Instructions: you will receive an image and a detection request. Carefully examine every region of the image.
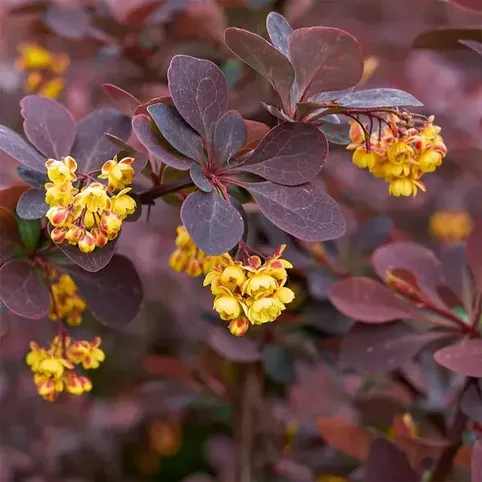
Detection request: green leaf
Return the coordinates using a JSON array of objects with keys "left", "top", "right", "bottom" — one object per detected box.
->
[{"left": 17, "top": 217, "right": 41, "bottom": 254}]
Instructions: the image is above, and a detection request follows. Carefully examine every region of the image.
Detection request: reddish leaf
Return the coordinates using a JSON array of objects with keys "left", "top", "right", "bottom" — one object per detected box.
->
[
  {"left": 213, "top": 110, "right": 246, "bottom": 167},
  {"left": 208, "top": 327, "right": 261, "bottom": 362},
  {"left": 451, "top": 0, "right": 482, "bottom": 10},
  {"left": 0, "top": 185, "right": 29, "bottom": 212},
  {"left": 266, "top": 12, "right": 293, "bottom": 56},
  {"left": 132, "top": 114, "right": 192, "bottom": 170},
  {"left": 413, "top": 28, "right": 482, "bottom": 50},
  {"left": 0, "top": 125, "right": 45, "bottom": 172},
  {"left": 237, "top": 120, "right": 270, "bottom": 155},
  {"left": 105, "top": 0, "right": 162, "bottom": 24},
  {"left": 102, "top": 84, "right": 140, "bottom": 118},
  {"left": 340, "top": 322, "right": 451, "bottom": 373},
  {"left": 337, "top": 88, "right": 423, "bottom": 109},
  {"left": 16, "top": 188, "right": 48, "bottom": 220},
  {"left": 0, "top": 208, "right": 21, "bottom": 265},
  {"left": 467, "top": 220, "right": 482, "bottom": 293},
  {"left": 433, "top": 339, "right": 482, "bottom": 377},
  {"left": 234, "top": 123, "right": 327, "bottom": 186},
  {"left": 242, "top": 181, "right": 345, "bottom": 242},
  {"left": 287, "top": 27, "right": 363, "bottom": 101},
  {"left": 224, "top": 28, "right": 295, "bottom": 104},
  {"left": 0, "top": 259, "right": 50, "bottom": 319},
  {"left": 473, "top": 439, "right": 482, "bottom": 482},
  {"left": 181, "top": 191, "right": 244, "bottom": 255},
  {"left": 21, "top": 95, "right": 76, "bottom": 160},
  {"left": 44, "top": 6, "right": 91, "bottom": 39},
  {"left": 329, "top": 277, "right": 412, "bottom": 323},
  {"left": 168, "top": 55, "right": 228, "bottom": 141},
  {"left": 71, "top": 109, "right": 131, "bottom": 173}
]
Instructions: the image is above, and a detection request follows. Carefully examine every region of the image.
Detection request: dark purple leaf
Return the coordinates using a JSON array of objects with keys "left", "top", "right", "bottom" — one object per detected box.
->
[
  {"left": 235, "top": 123, "right": 327, "bottom": 186},
  {"left": 181, "top": 191, "right": 244, "bottom": 255},
  {"left": 63, "top": 255, "right": 142, "bottom": 328},
  {"left": 319, "top": 121, "right": 351, "bottom": 145},
  {"left": 0, "top": 259, "right": 50, "bottom": 319},
  {"left": 44, "top": 6, "right": 90, "bottom": 39},
  {"left": 461, "top": 380, "right": 482, "bottom": 422},
  {"left": 190, "top": 163, "right": 212, "bottom": 192},
  {"left": 224, "top": 28, "right": 294, "bottom": 104},
  {"left": 168, "top": 55, "right": 228, "bottom": 141},
  {"left": 261, "top": 102, "right": 294, "bottom": 122},
  {"left": 0, "top": 125, "right": 45, "bottom": 172},
  {"left": 71, "top": 108, "right": 131, "bottom": 173},
  {"left": 337, "top": 89, "right": 423, "bottom": 109},
  {"left": 440, "top": 245, "right": 471, "bottom": 312},
  {"left": 351, "top": 217, "right": 393, "bottom": 254},
  {"left": 123, "top": 193, "right": 142, "bottom": 223},
  {"left": 329, "top": 277, "right": 413, "bottom": 323},
  {"left": 460, "top": 40, "right": 482, "bottom": 55},
  {"left": 433, "top": 339, "right": 482, "bottom": 377},
  {"left": 16, "top": 188, "right": 48, "bottom": 220},
  {"left": 17, "top": 166, "right": 49, "bottom": 188},
  {"left": 263, "top": 345, "right": 295, "bottom": 384},
  {"left": 340, "top": 322, "right": 450, "bottom": 373},
  {"left": 266, "top": 12, "right": 292, "bottom": 56},
  {"left": 213, "top": 110, "right": 246, "bottom": 167},
  {"left": 132, "top": 114, "right": 192, "bottom": 170},
  {"left": 242, "top": 181, "right": 345, "bottom": 242},
  {"left": 473, "top": 439, "right": 482, "bottom": 482},
  {"left": 147, "top": 103, "right": 204, "bottom": 161},
  {"left": 287, "top": 27, "right": 363, "bottom": 101},
  {"left": 467, "top": 220, "right": 482, "bottom": 293},
  {"left": 364, "top": 439, "right": 418, "bottom": 482},
  {"left": 0, "top": 208, "right": 21, "bottom": 265},
  {"left": 208, "top": 327, "right": 261, "bottom": 362},
  {"left": 102, "top": 84, "right": 140, "bottom": 118},
  {"left": 21, "top": 95, "right": 76, "bottom": 160},
  {"left": 413, "top": 28, "right": 482, "bottom": 50}
]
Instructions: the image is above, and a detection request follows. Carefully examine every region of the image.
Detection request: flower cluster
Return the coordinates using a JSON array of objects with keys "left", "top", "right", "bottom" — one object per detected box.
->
[
  {"left": 169, "top": 225, "right": 224, "bottom": 277},
  {"left": 26, "top": 336, "right": 105, "bottom": 401},
  {"left": 48, "top": 270, "right": 86, "bottom": 326},
  {"left": 429, "top": 210, "right": 473, "bottom": 245},
  {"left": 45, "top": 155, "right": 137, "bottom": 253},
  {"left": 203, "top": 245, "right": 295, "bottom": 336},
  {"left": 347, "top": 114, "right": 447, "bottom": 197},
  {"left": 15, "top": 43, "right": 69, "bottom": 99}
]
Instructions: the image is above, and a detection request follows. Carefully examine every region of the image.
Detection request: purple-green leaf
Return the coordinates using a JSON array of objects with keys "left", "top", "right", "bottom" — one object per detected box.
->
[
  {"left": 287, "top": 27, "right": 363, "bottom": 101},
  {"left": 168, "top": 55, "right": 228, "bottom": 141},
  {"left": 16, "top": 188, "right": 48, "bottom": 220},
  {"left": 266, "top": 12, "right": 292, "bottom": 56},
  {"left": 234, "top": 123, "right": 327, "bottom": 186},
  {"left": 21, "top": 95, "right": 76, "bottom": 159},
  {"left": 0, "top": 125, "right": 45, "bottom": 172},
  {"left": 433, "top": 339, "right": 482, "bottom": 377},
  {"left": 102, "top": 83, "right": 140, "bottom": 118},
  {"left": 147, "top": 103, "right": 204, "bottom": 161},
  {"left": 132, "top": 114, "right": 192, "bottom": 171},
  {"left": 0, "top": 259, "right": 50, "bottom": 319},
  {"left": 181, "top": 191, "right": 244, "bottom": 255},
  {"left": 71, "top": 108, "right": 131, "bottom": 173},
  {"left": 213, "top": 110, "right": 246, "bottom": 168},
  {"left": 242, "top": 181, "right": 345, "bottom": 242},
  {"left": 190, "top": 163, "right": 212, "bottom": 192},
  {"left": 336, "top": 88, "right": 423, "bottom": 109},
  {"left": 0, "top": 208, "right": 21, "bottom": 265}
]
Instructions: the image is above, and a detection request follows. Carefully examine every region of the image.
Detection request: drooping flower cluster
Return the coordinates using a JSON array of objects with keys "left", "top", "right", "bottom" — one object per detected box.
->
[
  {"left": 429, "top": 210, "right": 473, "bottom": 245},
  {"left": 45, "top": 155, "right": 137, "bottom": 253},
  {"left": 26, "top": 336, "right": 105, "bottom": 401},
  {"left": 203, "top": 245, "right": 295, "bottom": 336},
  {"left": 347, "top": 113, "right": 447, "bottom": 197},
  {"left": 48, "top": 270, "right": 86, "bottom": 326},
  {"left": 169, "top": 225, "right": 224, "bottom": 277},
  {"left": 15, "top": 43, "right": 69, "bottom": 99}
]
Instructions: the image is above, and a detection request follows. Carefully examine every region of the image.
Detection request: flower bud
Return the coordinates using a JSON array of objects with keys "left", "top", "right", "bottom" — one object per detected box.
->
[
  {"left": 78, "top": 231, "right": 96, "bottom": 253},
  {"left": 228, "top": 317, "right": 250, "bottom": 337},
  {"left": 46, "top": 206, "right": 71, "bottom": 227},
  {"left": 91, "top": 227, "right": 108, "bottom": 248},
  {"left": 50, "top": 226, "right": 68, "bottom": 243},
  {"left": 100, "top": 210, "right": 122, "bottom": 235},
  {"left": 65, "top": 226, "right": 83, "bottom": 245}
]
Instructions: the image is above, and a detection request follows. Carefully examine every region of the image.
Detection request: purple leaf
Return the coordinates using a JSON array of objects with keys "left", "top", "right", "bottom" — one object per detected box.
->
[
  {"left": 71, "top": 108, "right": 131, "bottom": 173},
  {"left": 147, "top": 103, "right": 204, "bottom": 161},
  {"left": 364, "top": 439, "right": 418, "bottom": 482},
  {"left": 16, "top": 188, "right": 48, "bottom": 220},
  {"left": 190, "top": 163, "right": 212, "bottom": 192},
  {"left": 102, "top": 84, "right": 140, "bottom": 118},
  {"left": 461, "top": 381, "right": 482, "bottom": 422},
  {"left": 340, "top": 322, "right": 450, "bottom": 373},
  {"left": 132, "top": 114, "right": 192, "bottom": 171},
  {"left": 213, "top": 110, "right": 246, "bottom": 167},
  {"left": 351, "top": 217, "right": 393, "bottom": 254},
  {"left": 0, "top": 208, "right": 21, "bottom": 265},
  {"left": 63, "top": 255, "right": 142, "bottom": 328},
  {"left": 208, "top": 327, "right": 261, "bottom": 362},
  {"left": 44, "top": 6, "right": 91, "bottom": 39},
  {"left": 21, "top": 95, "right": 76, "bottom": 160},
  {"left": 0, "top": 125, "right": 45, "bottom": 172},
  {"left": 181, "top": 191, "right": 244, "bottom": 255},
  {"left": 0, "top": 259, "right": 50, "bottom": 319},
  {"left": 234, "top": 123, "right": 327, "bottom": 186},
  {"left": 467, "top": 220, "right": 482, "bottom": 293},
  {"left": 337, "top": 88, "right": 423, "bottom": 109},
  {"left": 433, "top": 339, "right": 482, "bottom": 377},
  {"left": 242, "top": 181, "right": 345, "bottom": 242},
  {"left": 329, "top": 277, "right": 413, "bottom": 323},
  {"left": 224, "top": 28, "right": 294, "bottom": 105},
  {"left": 266, "top": 12, "right": 293, "bottom": 56},
  {"left": 287, "top": 27, "right": 363, "bottom": 101},
  {"left": 460, "top": 40, "right": 482, "bottom": 56},
  {"left": 473, "top": 439, "right": 482, "bottom": 482},
  {"left": 168, "top": 55, "right": 228, "bottom": 141}
]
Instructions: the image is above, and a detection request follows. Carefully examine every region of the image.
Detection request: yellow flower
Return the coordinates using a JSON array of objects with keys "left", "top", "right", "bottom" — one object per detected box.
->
[
  {"left": 387, "top": 141, "right": 415, "bottom": 165},
  {"left": 66, "top": 337, "right": 105, "bottom": 369},
  {"left": 100, "top": 211, "right": 122, "bottom": 235},
  {"left": 186, "top": 258, "right": 203, "bottom": 277},
  {"left": 228, "top": 317, "right": 250, "bottom": 337},
  {"left": 24, "top": 71, "right": 43, "bottom": 93},
  {"left": 418, "top": 149, "right": 443, "bottom": 173},
  {"left": 98, "top": 156, "right": 135, "bottom": 190},
  {"left": 352, "top": 147, "right": 380, "bottom": 169},
  {"left": 275, "top": 287, "right": 296, "bottom": 304},
  {"left": 39, "top": 77, "right": 64, "bottom": 99},
  {"left": 78, "top": 231, "right": 96, "bottom": 253},
  {"left": 26, "top": 342, "right": 48, "bottom": 371},
  {"left": 75, "top": 182, "right": 111, "bottom": 212},
  {"left": 247, "top": 297, "right": 285, "bottom": 324},
  {"left": 242, "top": 273, "right": 278, "bottom": 298},
  {"left": 221, "top": 265, "right": 246, "bottom": 290},
  {"left": 15, "top": 44, "right": 69, "bottom": 73},
  {"left": 175, "top": 225, "right": 195, "bottom": 249},
  {"left": 45, "top": 157, "right": 77, "bottom": 185},
  {"left": 111, "top": 188, "right": 137, "bottom": 218},
  {"left": 48, "top": 272, "right": 86, "bottom": 326},
  {"left": 64, "top": 372, "right": 92, "bottom": 396},
  {"left": 213, "top": 293, "right": 242, "bottom": 320},
  {"left": 45, "top": 182, "right": 77, "bottom": 207},
  {"left": 429, "top": 210, "right": 473, "bottom": 245},
  {"left": 388, "top": 178, "right": 425, "bottom": 197},
  {"left": 170, "top": 249, "right": 189, "bottom": 273},
  {"left": 39, "top": 357, "right": 72, "bottom": 379},
  {"left": 348, "top": 121, "right": 365, "bottom": 146}
]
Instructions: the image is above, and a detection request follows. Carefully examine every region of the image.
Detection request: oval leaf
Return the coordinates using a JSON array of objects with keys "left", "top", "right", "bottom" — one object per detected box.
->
[
  {"left": 0, "top": 259, "right": 50, "bottom": 319},
  {"left": 242, "top": 181, "right": 345, "bottom": 242},
  {"left": 466, "top": 220, "right": 482, "bottom": 293},
  {"left": 168, "top": 55, "right": 228, "bottom": 141},
  {"left": 44, "top": 6, "right": 91, "bottom": 39},
  {"left": 102, "top": 84, "right": 140, "bottom": 118},
  {"left": 17, "top": 166, "right": 49, "bottom": 187},
  {"left": 337, "top": 88, "right": 423, "bottom": 109},
  {"left": 287, "top": 27, "right": 363, "bottom": 101},
  {"left": 0, "top": 208, "right": 21, "bottom": 265},
  {"left": 17, "top": 218, "right": 41, "bottom": 253},
  {"left": 266, "top": 12, "right": 293, "bottom": 56},
  {"left": 238, "top": 120, "right": 271, "bottom": 155},
  {"left": 16, "top": 188, "right": 48, "bottom": 220},
  {"left": 21, "top": 95, "right": 76, "bottom": 159},
  {"left": 71, "top": 108, "right": 131, "bottom": 173},
  {"left": 329, "top": 277, "right": 413, "bottom": 323},
  {"left": 0, "top": 125, "right": 45, "bottom": 172},
  {"left": 132, "top": 114, "right": 192, "bottom": 171},
  {"left": 208, "top": 327, "right": 261, "bottom": 362},
  {"left": 433, "top": 339, "right": 482, "bottom": 378},
  {"left": 224, "top": 28, "right": 295, "bottom": 104},
  {"left": 190, "top": 163, "right": 212, "bottom": 192},
  {"left": 235, "top": 123, "right": 328, "bottom": 185},
  {"left": 351, "top": 217, "right": 393, "bottom": 254},
  {"left": 213, "top": 110, "right": 246, "bottom": 167},
  {"left": 181, "top": 191, "right": 244, "bottom": 255}
]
